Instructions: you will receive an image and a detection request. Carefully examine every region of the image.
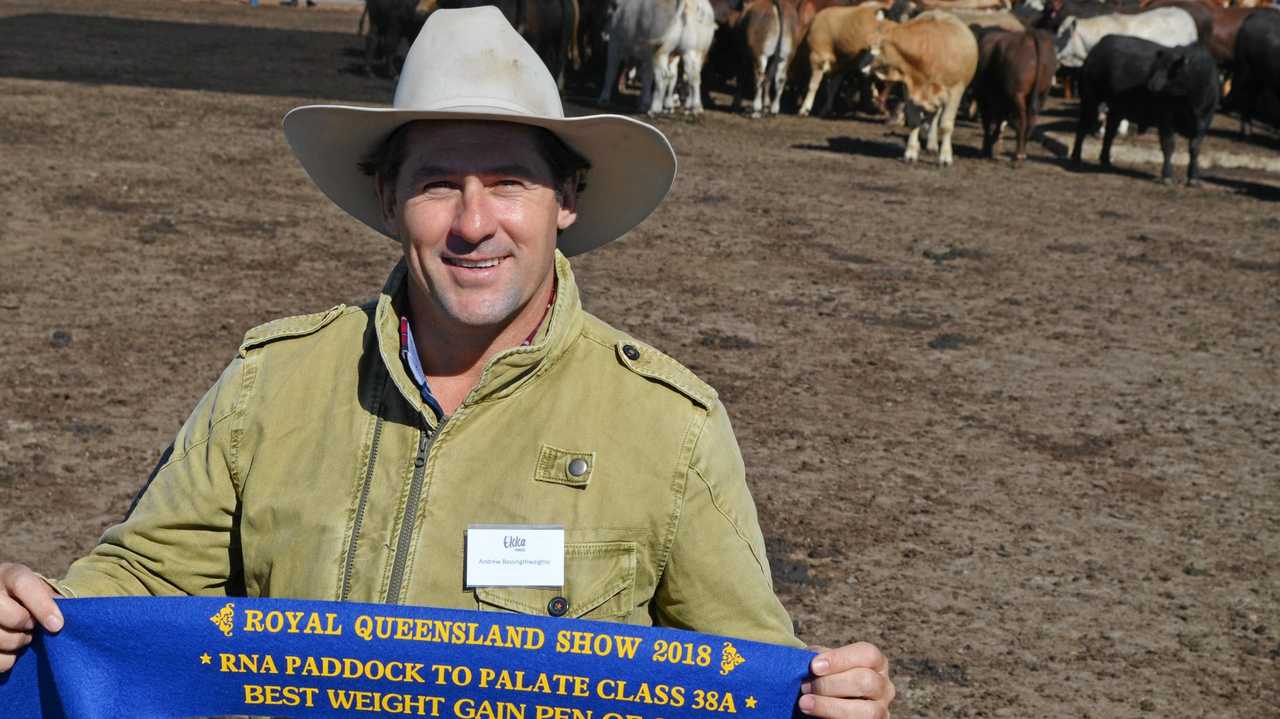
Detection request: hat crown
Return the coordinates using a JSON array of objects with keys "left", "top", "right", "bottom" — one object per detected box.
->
[{"left": 393, "top": 7, "right": 565, "bottom": 120}]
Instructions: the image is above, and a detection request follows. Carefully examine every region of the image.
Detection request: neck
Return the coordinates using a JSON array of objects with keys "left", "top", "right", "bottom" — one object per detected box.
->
[{"left": 406, "top": 273, "right": 555, "bottom": 414}]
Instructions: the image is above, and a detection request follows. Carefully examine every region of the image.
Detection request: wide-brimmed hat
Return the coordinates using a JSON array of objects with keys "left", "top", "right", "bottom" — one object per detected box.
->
[{"left": 283, "top": 6, "right": 676, "bottom": 256}]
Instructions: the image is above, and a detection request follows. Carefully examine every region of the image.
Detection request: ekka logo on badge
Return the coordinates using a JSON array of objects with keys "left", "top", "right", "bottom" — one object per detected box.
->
[{"left": 466, "top": 525, "right": 565, "bottom": 587}]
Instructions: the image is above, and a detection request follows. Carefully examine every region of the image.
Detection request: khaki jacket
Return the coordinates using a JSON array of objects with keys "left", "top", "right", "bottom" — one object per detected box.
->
[{"left": 56, "top": 253, "right": 801, "bottom": 647}]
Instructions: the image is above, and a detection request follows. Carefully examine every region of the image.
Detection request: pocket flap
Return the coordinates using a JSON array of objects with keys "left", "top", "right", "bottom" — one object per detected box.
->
[{"left": 476, "top": 541, "right": 636, "bottom": 619}]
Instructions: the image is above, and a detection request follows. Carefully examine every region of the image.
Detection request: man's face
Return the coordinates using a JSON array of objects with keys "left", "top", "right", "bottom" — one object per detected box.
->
[{"left": 377, "top": 121, "right": 577, "bottom": 332}]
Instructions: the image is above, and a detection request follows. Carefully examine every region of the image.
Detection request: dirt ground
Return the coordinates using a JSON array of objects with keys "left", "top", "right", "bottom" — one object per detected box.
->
[{"left": 1, "top": 1, "right": 1277, "bottom": 717}]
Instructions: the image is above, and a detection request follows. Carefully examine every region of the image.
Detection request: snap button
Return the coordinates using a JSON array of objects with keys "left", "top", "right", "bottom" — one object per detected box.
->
[
  {"left": 568, "top": 457, "right": 589, "bottom": 477},
  {"left": 547, "top": 596, "right": 569, "bottom": 617},
  {"left": 623, "top": 344, "right": 641, "bottom": 361}
]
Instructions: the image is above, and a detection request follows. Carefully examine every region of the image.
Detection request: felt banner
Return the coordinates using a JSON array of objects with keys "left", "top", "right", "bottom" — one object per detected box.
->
[{"left": 0, "top": 597, "right": 814, "bottom": 719}]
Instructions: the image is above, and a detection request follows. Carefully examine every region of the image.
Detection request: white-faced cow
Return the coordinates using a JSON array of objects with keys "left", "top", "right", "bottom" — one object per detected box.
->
[
  {"left": 1053, "top": 7, "right": 1199, "bottom": 68},
  {"left": 863, "top": 10, "right": 980, "bottom": 165},
  {"left": 599, "top": 0, "right": 718, "bottom": 115}
]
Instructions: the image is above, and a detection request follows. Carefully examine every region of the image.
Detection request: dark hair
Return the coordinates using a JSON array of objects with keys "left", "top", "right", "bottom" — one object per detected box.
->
[{"left": 358, "top": 121, "right": 591, "bottom": 195}]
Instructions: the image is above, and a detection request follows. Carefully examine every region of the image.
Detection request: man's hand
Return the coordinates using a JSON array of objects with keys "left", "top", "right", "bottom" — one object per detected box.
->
[
  {"left": 0, "top": 562, "right": 63, "bottom": 672},
  {"left": 799, "top": 642, "right": 895, "bottom": 719}
]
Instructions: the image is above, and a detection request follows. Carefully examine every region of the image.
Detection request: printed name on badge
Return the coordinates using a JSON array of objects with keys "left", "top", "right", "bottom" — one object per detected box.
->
[{"left": 466, "top": 524, "right": 565, "bottom": 587}]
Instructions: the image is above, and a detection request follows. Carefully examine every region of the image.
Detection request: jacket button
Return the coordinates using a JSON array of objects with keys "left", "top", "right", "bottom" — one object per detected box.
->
[
  {"left": 622, "top": 344, "right": 640, "bottom": 361},
  {"left": 547, "top": 596, "right": 569, "bottom": 617},
  {"left": 568, "top": 458, "right": 589, "bottom": 477}
]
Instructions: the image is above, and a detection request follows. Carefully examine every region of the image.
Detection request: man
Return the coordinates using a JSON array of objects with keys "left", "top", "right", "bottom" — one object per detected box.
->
[{"left": 0, "top": 8, "right": 894, "bottom": 717}]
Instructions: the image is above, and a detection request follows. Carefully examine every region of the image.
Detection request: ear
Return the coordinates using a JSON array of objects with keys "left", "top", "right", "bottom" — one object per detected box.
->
[
  {"left": 556, "top": 177, "right": 579, "bottom": 232},
  {"left": 374, "top": 172, "right": 399, "bottom": 237}
]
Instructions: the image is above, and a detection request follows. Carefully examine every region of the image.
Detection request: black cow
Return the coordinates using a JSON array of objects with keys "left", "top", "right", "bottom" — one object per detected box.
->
[
  {"left": 1070, "top": 36, "right": 1218, "bottom": 185},
  {"left": 363, "top": 0, "right": 423, "bottom": 79},
  {"left": 1226, "top": 9, "right": 1280, "bottom": 137}
]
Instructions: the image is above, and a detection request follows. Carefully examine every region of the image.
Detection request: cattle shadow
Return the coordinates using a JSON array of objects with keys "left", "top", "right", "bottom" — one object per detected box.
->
[
  {"left": 0, "top": 12, "right": 392, "bottom": 102},
  {"left": 794, "top": 135, "right": 986, "bottom": 162},
  {"left": 1201, "top": 175, "right": 1280, "bottom": 202}
]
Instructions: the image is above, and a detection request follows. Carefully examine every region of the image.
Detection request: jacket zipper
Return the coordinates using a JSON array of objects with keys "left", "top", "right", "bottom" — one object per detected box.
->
[
  {"left": 385, "top": 421, "right": 439, "bottom": 603},
  {"left": 340, "top": 413, "right": 384, "bottom": 601}
]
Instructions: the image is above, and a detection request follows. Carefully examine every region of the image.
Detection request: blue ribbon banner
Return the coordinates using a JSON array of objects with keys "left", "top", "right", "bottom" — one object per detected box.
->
[{"left": 0, "top": 597, "right": 814, "bottom": 719}]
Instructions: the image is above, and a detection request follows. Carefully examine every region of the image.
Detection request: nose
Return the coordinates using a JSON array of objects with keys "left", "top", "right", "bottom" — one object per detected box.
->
[{"left": 451, "top": 176, "right": 497, "bottom": 246}]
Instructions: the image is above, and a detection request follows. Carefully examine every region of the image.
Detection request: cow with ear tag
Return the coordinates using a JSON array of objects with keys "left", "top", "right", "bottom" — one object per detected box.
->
[
  {"left": 1070, "top": 35, "right": 1218, "bottom": 185},
  {"left": 861, "top": 9, "right": 979, "bottom": 166}
]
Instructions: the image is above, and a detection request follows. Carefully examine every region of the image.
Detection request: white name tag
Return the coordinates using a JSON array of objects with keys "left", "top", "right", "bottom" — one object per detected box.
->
[{"left": 465, "top": 524, "right": 565, "bottom": 588}]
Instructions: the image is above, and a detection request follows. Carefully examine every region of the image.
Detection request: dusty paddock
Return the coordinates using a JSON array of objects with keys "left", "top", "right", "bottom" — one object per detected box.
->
[{"left": 0, "top": 1, "right": 1277, "bottom": 717}]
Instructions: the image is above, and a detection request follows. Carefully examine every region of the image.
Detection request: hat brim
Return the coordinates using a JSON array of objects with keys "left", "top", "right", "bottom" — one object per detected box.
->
[{"left": 283, "top": 105, "right": 677, "bottom": 256}]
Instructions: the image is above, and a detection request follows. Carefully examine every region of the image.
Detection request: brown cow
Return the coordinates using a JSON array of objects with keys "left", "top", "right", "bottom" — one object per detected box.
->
[
  {"left": 865, "top": 10, "right": 979, "bottom": 164},
  {"left": 796, "top": 3, "right": 886, "bottom": 116},
  {"left": 972, "top": 27, "right": 1056, "bottom": 161},
  {"left": 1141, "top": 0, "right": 1264, "bottom": 64},
  {"left": 731, "top": 0, "right": 804, "bottom": 116}
]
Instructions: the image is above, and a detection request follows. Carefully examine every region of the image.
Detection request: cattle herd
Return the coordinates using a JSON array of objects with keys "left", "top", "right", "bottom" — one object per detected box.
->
[{"left": 360, "top": 0, "right": 1280, "bottom": 184}]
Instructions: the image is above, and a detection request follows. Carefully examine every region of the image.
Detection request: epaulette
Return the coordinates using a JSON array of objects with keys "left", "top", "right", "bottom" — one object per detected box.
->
[
  {"left": 613, "top": 339, "right": 717, "bottom": 410},
  {"left": 238, "top": 305, "right": 348, "bottom": 357}
]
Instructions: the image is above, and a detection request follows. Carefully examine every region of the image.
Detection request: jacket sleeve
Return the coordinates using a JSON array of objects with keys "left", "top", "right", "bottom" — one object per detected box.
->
[
  {"left": 51, "top": 357, "right": 250, "bottom": 598},
  {"left": 652, "top": 400, "right": 804, "bottom": 647}
]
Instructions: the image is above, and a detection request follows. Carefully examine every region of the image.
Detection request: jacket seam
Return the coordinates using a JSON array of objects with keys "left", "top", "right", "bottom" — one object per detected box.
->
[
  {"left": 580, "top": 333, "right": 712, "bottom": 408},
  {"left": 154, "top": 405, "right": 238, "bottom": 476},
  {"left": 687, "top": 461, "right": 770, "bottom": 579},
  {"left": 228, "top": 352, "right": 260, "bottom": 495},
  {"left": 653, "top": 408, "right": 706, "bottom": 583}
]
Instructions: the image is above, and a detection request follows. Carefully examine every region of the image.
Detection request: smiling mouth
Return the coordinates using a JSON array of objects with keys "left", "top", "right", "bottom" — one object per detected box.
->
[{"left": 443, "top": 257, "right": 505, "bottom": 269}]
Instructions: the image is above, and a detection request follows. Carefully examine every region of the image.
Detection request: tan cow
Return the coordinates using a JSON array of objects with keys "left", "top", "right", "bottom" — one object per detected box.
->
[
  {"left": 865, "top": 10, "right": 979, "bottom": 165},
  {"left": 797, "top": 3, "right": 887, "bottom": 117}
]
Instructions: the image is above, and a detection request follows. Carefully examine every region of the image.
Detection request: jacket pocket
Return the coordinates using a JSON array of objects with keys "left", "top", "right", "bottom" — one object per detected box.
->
[{"left": 475, "top": 541, "right": 636, "bottom": 620}]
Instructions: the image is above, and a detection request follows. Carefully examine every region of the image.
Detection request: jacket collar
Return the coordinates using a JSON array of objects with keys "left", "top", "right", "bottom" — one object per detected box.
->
[{"left": 374, "top": 250, "right": 585, "bottom": 424}]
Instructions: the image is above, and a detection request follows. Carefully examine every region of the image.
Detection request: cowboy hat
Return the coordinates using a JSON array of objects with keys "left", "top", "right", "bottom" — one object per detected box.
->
[{"left": 282, "top": 6, "right": 677, "bottom": 256}]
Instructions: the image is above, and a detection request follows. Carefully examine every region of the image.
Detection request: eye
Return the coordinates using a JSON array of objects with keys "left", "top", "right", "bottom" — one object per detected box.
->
[{"left": 420, "top": 180, "right": 458, "bottom": 195}]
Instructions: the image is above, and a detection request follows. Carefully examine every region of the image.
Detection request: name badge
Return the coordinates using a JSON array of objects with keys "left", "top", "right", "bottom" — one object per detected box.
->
[{"left": 465, "top": 524, "right": 564, "bottom": 588}]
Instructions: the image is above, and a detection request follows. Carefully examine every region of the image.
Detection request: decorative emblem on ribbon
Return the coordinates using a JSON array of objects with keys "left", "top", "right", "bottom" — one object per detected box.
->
[
  {"left": 210, "top": 602, "right": 236, "bottom": 637},
  {"left": 0, "top": 597, "right": 815, "bottom": 719}
]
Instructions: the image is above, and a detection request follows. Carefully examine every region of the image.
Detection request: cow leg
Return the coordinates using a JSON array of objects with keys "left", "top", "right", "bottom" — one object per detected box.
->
[
  {"left": 685, "top": 52, "right": 706, "bottom": 115},
  {"left": 821, "top": 71, "right": 847, "bottom": 118},
  {"left": 1071, "top": 92, "right": 1099, "bottom": 166},
  {"left": 646, "top": 53, "right": 667, "bottom": 116},
  {"left": 769, "top": 55, "right": 787, "bottom": 116},
  {"left": 1014, "top": 95, "right": 1029, "bottom": 164},
  {"left": 980, "top": 112, "right": 997, "bottom": 159},
  {"left": 752, "top": 53, "right": 768, "bottom": 118},
  {"left": 667, "top": 54, "right": 683, "bottom": 113},
  {"left": 1100, "top": 111, "right": 1122, "bottom": 169},
  {"left": 937, "top": 90, "right": 962, "bottom": 167},
  {"left": 1186, "top": 130, "right": 1205, "bottom": 187},
  {"left": 926, "top": 110, "right": 940, "bottom": 154},
  {"left": 386, "top": 26, "right": 403, "bottom": 80},
  {"left": 1156, "top": 124, "right": 1178, "bottom": 185},
  {"left": 364, "top": 23, "right": 378, "bottom": 76},
  {"left": 799, "top": 59, "right": 828, "bottom": 117},
  {"left": 597, "top": 38, "right": 622, "bottom": 107},
  {"left": 904, "top": 126, "right": 922, "bottom": 163}
]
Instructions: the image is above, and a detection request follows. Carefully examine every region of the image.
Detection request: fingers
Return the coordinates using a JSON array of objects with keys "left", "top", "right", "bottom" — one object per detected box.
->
[
  {"left": 0, "top": 592, "right": 35, "bottom": 632},
  {"left": 0, "top": 563, "right": 63, "bottom": 633},
  {"left": 0, "top": 650, "right": 18, "bottom": 673},
  {"left": 811, "top": 642, "right": 889, "bottom": 677},
  {"left": 797, "top": 693, "right": 888, "bottom": 719},
  {"left": 803, "top": 667, "right": 894, "bottom": 702}
]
